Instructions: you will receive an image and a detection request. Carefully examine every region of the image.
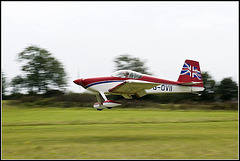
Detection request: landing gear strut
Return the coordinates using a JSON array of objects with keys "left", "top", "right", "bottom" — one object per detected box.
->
[{"left": 93, "top": 92, "right": 121, "bottom": 111}]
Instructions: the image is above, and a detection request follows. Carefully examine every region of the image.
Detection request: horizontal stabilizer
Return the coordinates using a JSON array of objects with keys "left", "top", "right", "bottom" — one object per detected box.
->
[{"left": 178, "top": 81, "right": 202, "bottom": 86}]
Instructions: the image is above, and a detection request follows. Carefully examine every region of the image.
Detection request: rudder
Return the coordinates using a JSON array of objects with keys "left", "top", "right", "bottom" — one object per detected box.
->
[{"left": 177, "top": 59, "right": 203, "bottom": 87}]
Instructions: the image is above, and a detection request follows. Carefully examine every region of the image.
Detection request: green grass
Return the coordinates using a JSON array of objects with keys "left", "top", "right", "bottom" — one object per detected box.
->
[{"left": 2, "top": 101, "right": 239, "bottom": 159}]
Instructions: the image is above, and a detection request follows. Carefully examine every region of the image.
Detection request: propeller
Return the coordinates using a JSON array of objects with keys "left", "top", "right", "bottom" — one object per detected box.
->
[{"left": 75, "top": 68, "right": 81, "bottom": 93}]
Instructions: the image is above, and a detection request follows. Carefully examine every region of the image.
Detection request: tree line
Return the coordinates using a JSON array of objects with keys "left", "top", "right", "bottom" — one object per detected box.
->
[{"left": 2, "top": 46, "right": 238, "bottom": 103}]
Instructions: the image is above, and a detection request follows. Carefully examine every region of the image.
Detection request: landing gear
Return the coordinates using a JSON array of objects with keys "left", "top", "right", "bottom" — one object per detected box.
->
[{"left": 93, "top": 92, "right": 121, "bottom": 111}]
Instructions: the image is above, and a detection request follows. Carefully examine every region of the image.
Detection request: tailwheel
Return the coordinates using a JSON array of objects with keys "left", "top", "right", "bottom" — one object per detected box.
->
[{"left": 106, "top": 107, "right": 112, "bottom": 109}]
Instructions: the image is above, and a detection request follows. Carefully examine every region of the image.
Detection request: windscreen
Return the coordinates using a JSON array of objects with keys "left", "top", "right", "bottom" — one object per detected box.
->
[{"left": 111, "top": 70, "right": 142, "bottom": 79}]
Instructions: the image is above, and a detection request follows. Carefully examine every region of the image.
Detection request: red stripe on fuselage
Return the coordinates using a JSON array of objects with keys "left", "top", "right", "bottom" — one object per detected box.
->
[
  {"left": 80, "top": 75, "right": 179, "bottom": 88},
  {"left": 81, "top": 77, "right": 127, "bottom": 88},
  {"left": 140, "top": 75, "right": 178, "bottom": 85}
]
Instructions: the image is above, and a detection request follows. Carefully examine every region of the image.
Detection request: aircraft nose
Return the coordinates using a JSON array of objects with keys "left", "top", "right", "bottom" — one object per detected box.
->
[{"left": 73, "top": 79, "right": 83, "bottom": 85}]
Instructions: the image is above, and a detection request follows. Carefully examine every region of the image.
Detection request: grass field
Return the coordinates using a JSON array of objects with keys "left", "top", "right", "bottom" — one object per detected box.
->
[{"left": 2, "top": 101, "right": 239, "bottom": 159}]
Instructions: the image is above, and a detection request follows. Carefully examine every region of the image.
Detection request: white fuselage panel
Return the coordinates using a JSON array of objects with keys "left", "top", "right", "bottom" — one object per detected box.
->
[{"left": 87, "top": 82, "right": 204, "bottom": 95}]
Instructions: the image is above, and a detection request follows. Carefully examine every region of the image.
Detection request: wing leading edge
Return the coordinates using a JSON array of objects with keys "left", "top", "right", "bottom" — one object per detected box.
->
[{"left": 108, "top": 80, "right": 160, "bottom": 99}]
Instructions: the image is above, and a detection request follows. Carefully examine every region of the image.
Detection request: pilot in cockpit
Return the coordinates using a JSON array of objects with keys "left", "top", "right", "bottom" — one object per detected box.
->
[{"left": 124, "top": 71, "right": 129, "bottom": 78}]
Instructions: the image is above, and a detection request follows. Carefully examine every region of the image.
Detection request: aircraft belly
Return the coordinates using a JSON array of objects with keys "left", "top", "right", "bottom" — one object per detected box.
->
[
  {"left": 82, "top": 89, "right": 98, "bottom": 95},
  {"left": 86, "top": 82, "right": 204, "bottom": 95}
]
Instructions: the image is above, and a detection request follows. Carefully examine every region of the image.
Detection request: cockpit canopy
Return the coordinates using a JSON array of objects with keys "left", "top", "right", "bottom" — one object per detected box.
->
[{"left": 111, "top": 70, "right": 143, "bottom": 79}]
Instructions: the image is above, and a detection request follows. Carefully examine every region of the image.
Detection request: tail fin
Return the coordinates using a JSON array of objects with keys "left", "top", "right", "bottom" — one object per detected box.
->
[{"left": 177, "top": 59, "right": 203, "bottom": 87}]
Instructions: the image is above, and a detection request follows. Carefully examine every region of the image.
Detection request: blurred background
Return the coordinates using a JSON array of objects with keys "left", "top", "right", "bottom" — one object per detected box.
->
[
  {"left": 2, "top": 1, "right": 238, "bottom": 159},
  {"left": 2, "top": 1, "right": 238, "bottom": 95},
  {"left": 2, "top": 1, "right": 239, "bottom": 107}
]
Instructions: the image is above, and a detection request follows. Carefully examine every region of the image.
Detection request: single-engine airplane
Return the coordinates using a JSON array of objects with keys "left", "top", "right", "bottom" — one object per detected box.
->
[{"left": 73, "top": 59, "right": 204, "bottom": 111}]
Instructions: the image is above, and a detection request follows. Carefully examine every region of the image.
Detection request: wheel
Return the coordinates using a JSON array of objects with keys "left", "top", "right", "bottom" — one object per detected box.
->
[
  {"left": 97, "top": 109, "right": 103, "bottom": 111},
  {"left": 107, "top": 107, "right": 112, "bottom": 109}
]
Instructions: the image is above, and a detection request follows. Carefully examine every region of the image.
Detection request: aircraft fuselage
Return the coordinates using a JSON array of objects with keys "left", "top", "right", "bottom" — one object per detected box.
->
[{"left": 80, "top": 75, "right": 204, "bottom": 95}]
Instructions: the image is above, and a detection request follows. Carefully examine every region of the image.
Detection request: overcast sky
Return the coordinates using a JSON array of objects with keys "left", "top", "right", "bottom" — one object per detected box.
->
[{"left": 2, "top": 1, "right": 239, "bottom": 93}]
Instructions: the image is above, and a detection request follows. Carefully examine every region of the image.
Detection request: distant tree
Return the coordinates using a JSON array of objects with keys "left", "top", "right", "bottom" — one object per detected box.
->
[
  {"left": 11, "top": 75, "right": 25, "bottom": 94},
  {"left": 114, "top": 54, "right": 151, "bottom": 75},
  {"left": 11, "top": 45, "right": 67, "bottom": 94},
  {"left": 200, "top": 72, "right": 217, "bottom": 101},
  {"left": 2, "top": 71, "right": 8, "bottom": 96},
  {"left": 217, "top": 77, "right": 238, "bottom": 101}
]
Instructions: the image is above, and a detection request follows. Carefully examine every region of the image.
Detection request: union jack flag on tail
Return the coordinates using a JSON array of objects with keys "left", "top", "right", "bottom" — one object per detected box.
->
[
  {"left": 192, "top": 66, "right": 202, "bottom": 80},
  {"left": 180, "top": 62, "right": 191, "bottom": 77},
  {"left": 177, "top": 60, "right": 203, "bottom": 87}
]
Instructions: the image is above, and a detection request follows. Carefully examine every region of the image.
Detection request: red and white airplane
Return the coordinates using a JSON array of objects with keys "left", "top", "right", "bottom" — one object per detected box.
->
[{"left": 73, "top": 59, "right": 204, "bottom": 111}]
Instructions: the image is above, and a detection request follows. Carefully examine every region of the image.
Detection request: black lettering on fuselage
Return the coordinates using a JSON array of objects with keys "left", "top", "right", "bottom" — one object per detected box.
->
[
  {"left": 161, "top": 85, "right": 165, "bottom": 91},
  {"left": 153, "top": 84, "right": 172, "bottom": 91}
]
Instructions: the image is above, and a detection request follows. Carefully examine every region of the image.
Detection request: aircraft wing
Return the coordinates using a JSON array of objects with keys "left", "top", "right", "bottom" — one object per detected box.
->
[{"left": 108, "top": 80, "right": 160, "bottom": 98}]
